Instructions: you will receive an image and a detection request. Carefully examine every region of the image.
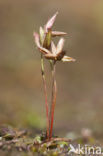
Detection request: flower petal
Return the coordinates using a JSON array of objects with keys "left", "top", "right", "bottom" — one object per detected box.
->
[
  {"left": 51, "top": 41, "right": 57, "bottom": 54},
  {"left": 45, "top": 12, "right": 58, "bottom": 33},
  {"left": 62, "top": 56, "right": 76, "bottom": 62},
  {"left": 52, "top": 31, "right": 67, "bottom": 37},
  {"left": 43, "top": 30, "right": 51, "bottom": 49},
  {"left": 33, "top": 32, "right": 51, "bottom": 54},
  {"left": 33, "top": 32, "right": 41, "bottom": 47},
  {"left": 39, "top": 27, "right": 44, "bottom": 45},
  {"left": 39, "top": 46, "right": 51, "bottom": 55},
  {"left": 56, "top": 38, "right": 65, "bottom": 54},
  {"left": 44, "top": 53, "right": 56, "bottom": 60}
]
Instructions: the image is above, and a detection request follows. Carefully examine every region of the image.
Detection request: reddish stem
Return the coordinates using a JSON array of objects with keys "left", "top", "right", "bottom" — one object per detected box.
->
[
  {"left": 41, "top": 55, "right": 49, "bottom": 139},
  {"left": 49, "top": 61, "right": 57, "bottom": 139}
]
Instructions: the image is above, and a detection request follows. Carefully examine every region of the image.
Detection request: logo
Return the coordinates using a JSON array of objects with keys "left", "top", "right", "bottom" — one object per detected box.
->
[{"left": 68, "top": 144, "right": 103, "bottom": 155}]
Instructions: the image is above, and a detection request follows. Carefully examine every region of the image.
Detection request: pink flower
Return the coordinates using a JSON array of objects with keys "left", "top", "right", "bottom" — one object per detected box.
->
[{"left": 34, "top": 12, "right": 75, "bottom": 62}]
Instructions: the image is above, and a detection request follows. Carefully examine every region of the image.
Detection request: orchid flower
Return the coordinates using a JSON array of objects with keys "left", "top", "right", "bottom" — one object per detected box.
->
[
  {"left": 34, "top": 33, "right": 75, "bottom": 62},
  {"left": 33, "top": 12, "right": 75, "bottom": 140}
]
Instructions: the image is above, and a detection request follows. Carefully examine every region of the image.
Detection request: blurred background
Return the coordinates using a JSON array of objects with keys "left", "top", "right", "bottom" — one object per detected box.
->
[{"left": 0, "top": 0, "right": 103, "bottom": 141}]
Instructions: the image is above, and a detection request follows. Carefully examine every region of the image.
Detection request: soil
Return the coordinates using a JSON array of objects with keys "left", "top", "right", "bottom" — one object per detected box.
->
[{"left": 0, "top": 125, "right": 102, "bottom": 156}]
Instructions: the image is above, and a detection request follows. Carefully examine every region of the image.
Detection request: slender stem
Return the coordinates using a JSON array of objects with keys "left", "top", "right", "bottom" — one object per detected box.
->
[
  {"left": 41, "top": 54, "right": 49, "bottom": 139},
  {"left": 49, "top": 61, "right": 57, "bottom": 139},
  {"left": 49, "top": 60, "right": 54, "bottom": 130}
]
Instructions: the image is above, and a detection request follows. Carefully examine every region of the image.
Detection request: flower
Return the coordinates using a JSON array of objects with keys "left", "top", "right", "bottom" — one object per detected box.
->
[{"left": 33, "top": 12, "right": 75, "bottom": 62}]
